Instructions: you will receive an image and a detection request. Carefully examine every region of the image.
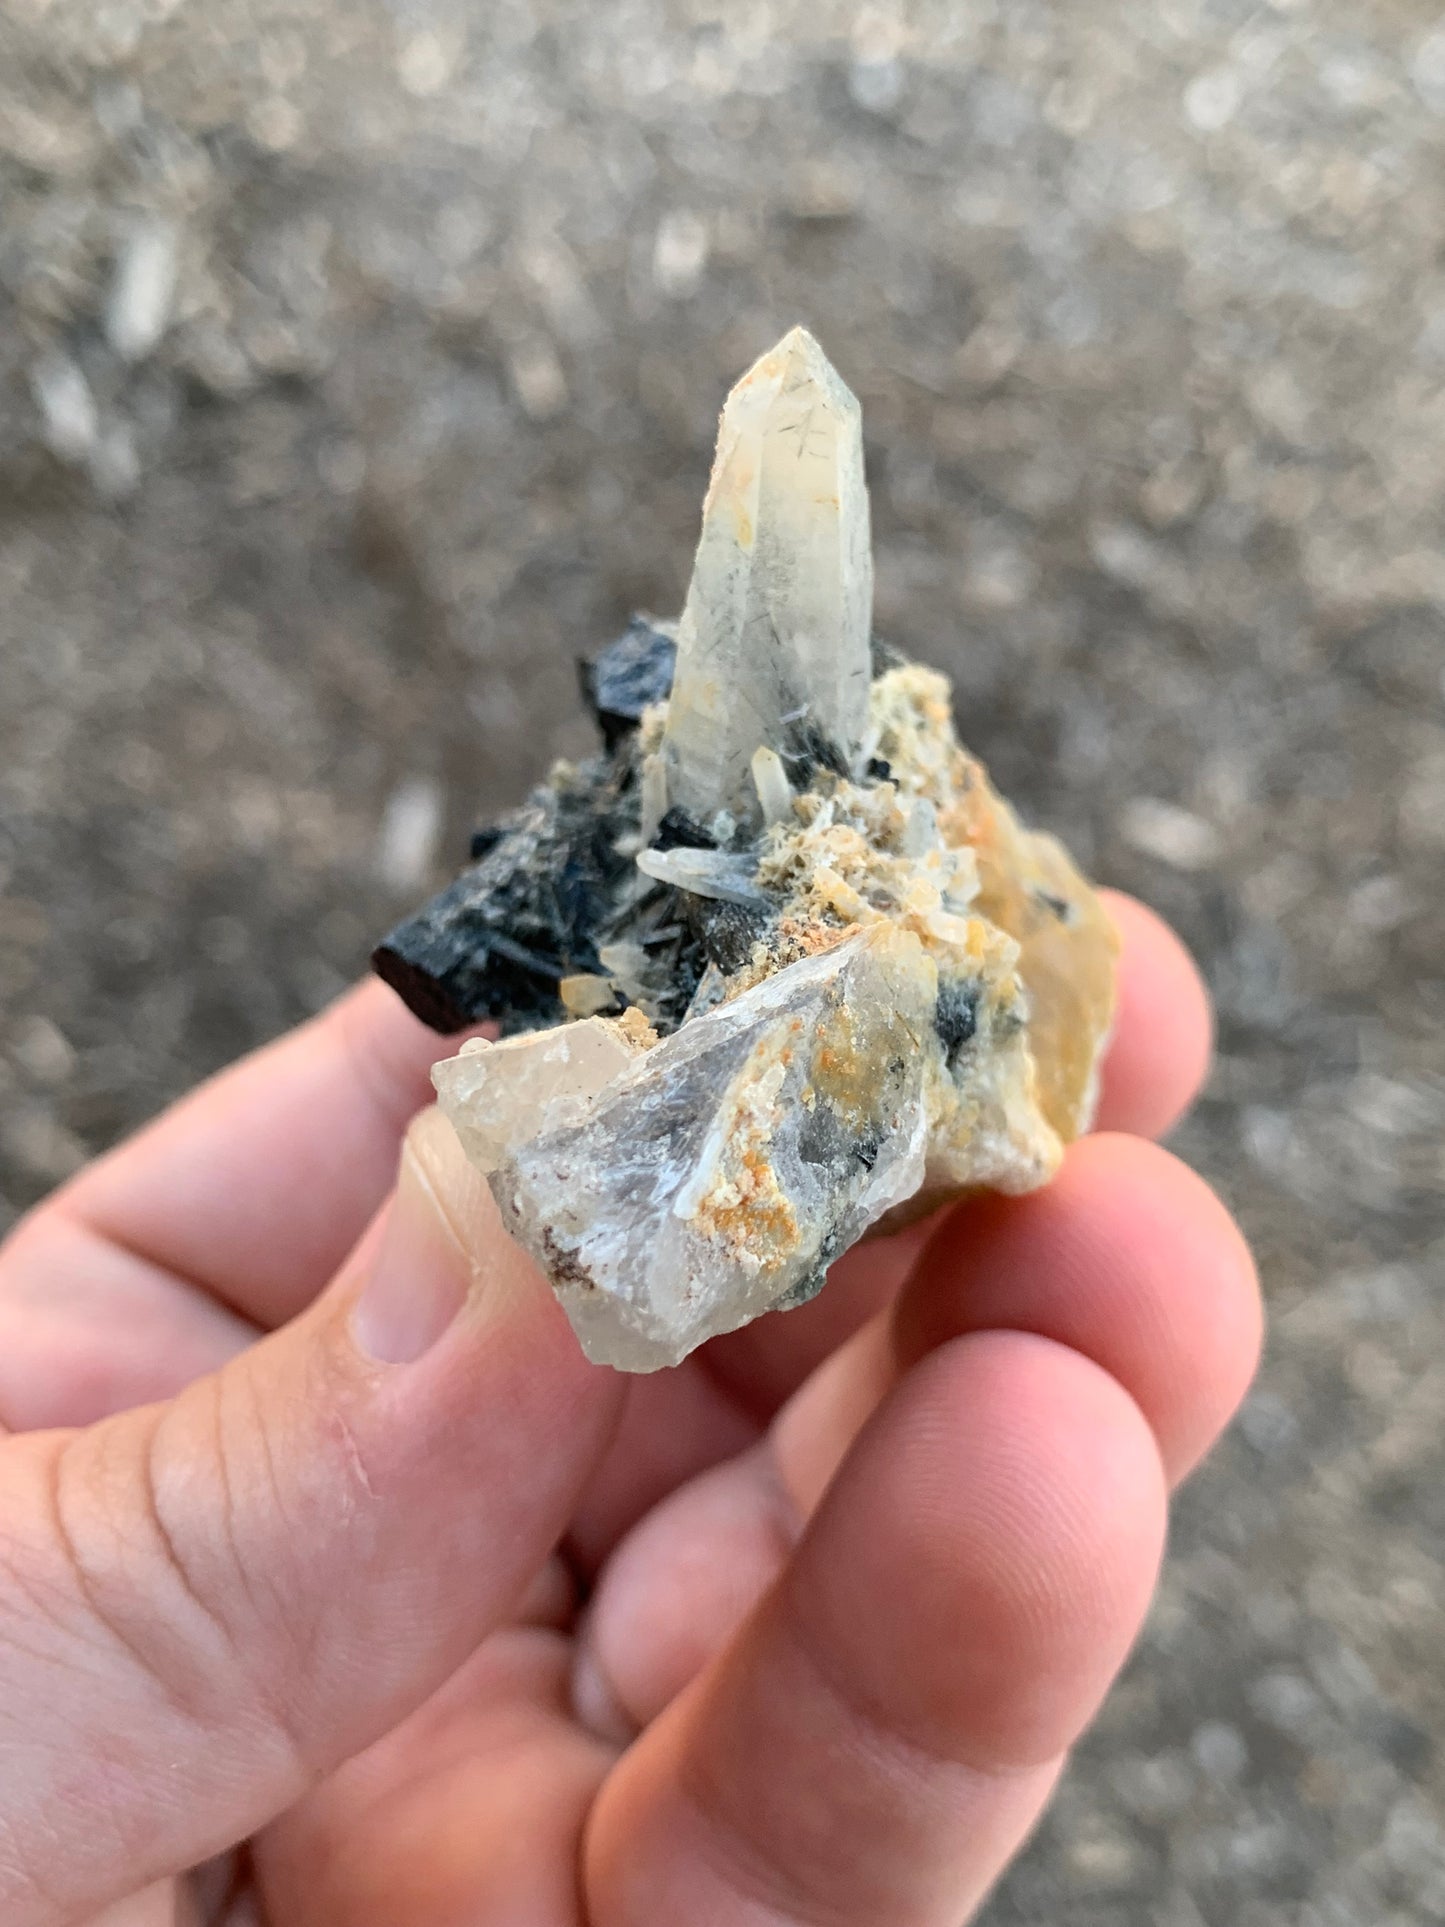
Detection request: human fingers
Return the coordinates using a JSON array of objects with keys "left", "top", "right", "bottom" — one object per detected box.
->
[
  {"left": 46, "top": 978, "right": 465, "bottom": 1333},
  {"left": 0, "top": 1109, "right": 622, "bottom": 1927},
  {"left": 558, "top": 1220, "right": 933, "bottom": 1583},
  {"left": 894, "top": 1134, "right": 1261, "bottom": 1483},
  {"left": 251, "top": 1631, "right": 612, "bottom": 1926},
  {"left": 0, "top": 980, "right": 472, "bottom": 1427},
  {"left": 575, "top": 1133, "right": 1257, "bottom": 1739},
  {"left": 584, "top": 1334, "right": 1166, "bottom": 1925},
  {"left": 73, "top": 1882, "right": 184, "bottom": 1927},
  {"left": 1092, "top": 889, "right": 1212, "bottom": 1140},
  {"left": 0, "top": 1208, "right": 261, "bottom": 1430}
]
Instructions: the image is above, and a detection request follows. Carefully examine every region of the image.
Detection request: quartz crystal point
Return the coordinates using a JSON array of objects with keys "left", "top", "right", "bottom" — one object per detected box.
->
[
  {"left": 379, "top": 328, "right": 1120, "bottom": 1372},
  {"left": 657, "top": 326, "right": 874, "bottom": 831}
]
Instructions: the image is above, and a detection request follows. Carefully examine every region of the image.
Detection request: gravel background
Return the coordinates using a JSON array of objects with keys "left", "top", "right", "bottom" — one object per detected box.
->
[{"left": 1, "top": 2, "right": 1442, "bottom": 1918}]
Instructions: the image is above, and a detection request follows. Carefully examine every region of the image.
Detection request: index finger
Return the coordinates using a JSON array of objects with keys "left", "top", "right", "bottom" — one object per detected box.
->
[
  {"left": 1092, "top": 888, "right": 1213, "bottom": 1140},
  {"left": 46, "top": 978, "right": 455, "bottom": 1331}
]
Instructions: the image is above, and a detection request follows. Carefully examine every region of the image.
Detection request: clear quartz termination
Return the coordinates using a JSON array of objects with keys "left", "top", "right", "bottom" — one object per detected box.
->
[{"left": 656, "top": 326, "right": 874, "bottom": 831}]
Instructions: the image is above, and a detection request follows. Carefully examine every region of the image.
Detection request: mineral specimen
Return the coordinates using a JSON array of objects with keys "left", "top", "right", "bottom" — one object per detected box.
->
[{"left": 374, "top": 327, "right": 1118, "bottom": 1372}]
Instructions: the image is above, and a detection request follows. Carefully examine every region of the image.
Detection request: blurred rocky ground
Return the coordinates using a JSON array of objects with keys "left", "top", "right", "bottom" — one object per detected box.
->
[{"left": 0, "top": 1, "right": 1441, "bottom": 1918}]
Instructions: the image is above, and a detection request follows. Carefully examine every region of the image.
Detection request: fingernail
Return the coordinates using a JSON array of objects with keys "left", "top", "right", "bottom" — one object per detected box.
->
[{"left": 352, "top": 1117, "right": 471, "bottom": 1365}]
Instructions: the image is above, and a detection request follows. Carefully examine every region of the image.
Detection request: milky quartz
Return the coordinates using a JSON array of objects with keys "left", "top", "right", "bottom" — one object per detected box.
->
[
  {"left": 483, "top": 927, "right": 934, "bottom": 1371},
  {"left": 655, "top": 326, "right": 874, "bottom": 832},
  {"left": 417, "top": 329, "right": 1119, "bottom": 1372},
  {"left": 432, "top": 1016, "right": 652, "bottom": 1175}
]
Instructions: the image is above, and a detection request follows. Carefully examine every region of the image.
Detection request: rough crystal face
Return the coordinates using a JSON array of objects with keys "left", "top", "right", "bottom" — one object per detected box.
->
[
  {"left": 657, "top": 326, "right": 874, "bottom": 832},
  {"left": 431, "top": 1011, "right": 654, "bottom": 1175},
  {"left": 379, "top": 328, "right": 1119, "bottom": 1372},
  {"left": 485, "top": 926, "right": 933, "bottom": 1371}
]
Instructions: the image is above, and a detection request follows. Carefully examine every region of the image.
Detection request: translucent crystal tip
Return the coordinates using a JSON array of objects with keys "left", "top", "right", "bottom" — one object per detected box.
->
[{"left": 659, "top": 326, "right": 874, "bottom": 827}]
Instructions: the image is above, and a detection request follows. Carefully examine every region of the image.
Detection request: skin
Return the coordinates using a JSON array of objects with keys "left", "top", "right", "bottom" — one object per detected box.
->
[{"left": 0, "top": 889, "right": 1260, "bottom": 1926}]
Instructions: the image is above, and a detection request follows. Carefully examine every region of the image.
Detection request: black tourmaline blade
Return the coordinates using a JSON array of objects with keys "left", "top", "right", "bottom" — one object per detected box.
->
[
  {"left": 578, "top": 618, "right": 676, "bottom": 748},
  {"left": 372, "top": 752, "right": 642, "bottom": 1034},
  {"left": 375, "top": 616, "right": 679, "bottom": 1035}
]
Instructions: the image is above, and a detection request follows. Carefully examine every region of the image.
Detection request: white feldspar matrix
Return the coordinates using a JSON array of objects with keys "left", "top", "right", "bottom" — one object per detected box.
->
[
  {"left": 382, "top": 328, "right": 1119, "bottom": 1372},
  {"left": 657, "top": 326, "right": 874, "bottom": 832}
]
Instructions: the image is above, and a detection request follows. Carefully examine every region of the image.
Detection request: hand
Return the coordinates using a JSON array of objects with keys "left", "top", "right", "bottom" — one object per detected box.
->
[{"left": 0, "top": 891, "right": 1259, "bottom": 1927}]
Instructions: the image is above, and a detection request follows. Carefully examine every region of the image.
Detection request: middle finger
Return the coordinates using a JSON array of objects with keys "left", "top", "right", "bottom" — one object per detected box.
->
[{"left": 572, "top": 1132, "right": 1260, "bottom": 1741}]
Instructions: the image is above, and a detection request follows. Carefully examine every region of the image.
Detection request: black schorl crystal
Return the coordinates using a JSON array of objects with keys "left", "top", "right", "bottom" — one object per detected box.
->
[
  {"left": 651, "top": 807, "right": 716, "bottom": 851},
  {"left": 372, "top": 746, "right": 642, "bottom": 1034},
  {"left": 375, "top": 617, "right": 700, "bottom": 1034},
  {"left": 578, "top": 618, "right": 677, "bottom": 749},
  {"left": 684, "top": 897, "right": 767, "bottom": 974},
  {"left": 932, "top": 979, "right": 980, "bottom": 1067},
  {"left": 779, "top": 720, "right": 850, "bottom": 788}
]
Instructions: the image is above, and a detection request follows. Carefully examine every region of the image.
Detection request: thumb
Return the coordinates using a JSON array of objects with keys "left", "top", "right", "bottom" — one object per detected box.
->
[{"left": 0, "top": 1108, "right": 621, "bottom": 1927}]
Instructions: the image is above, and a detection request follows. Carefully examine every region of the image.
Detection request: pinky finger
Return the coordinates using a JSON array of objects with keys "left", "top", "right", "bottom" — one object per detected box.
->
[{"left": 585, "top": 1332, "right": 1166, "bottom": 1926}]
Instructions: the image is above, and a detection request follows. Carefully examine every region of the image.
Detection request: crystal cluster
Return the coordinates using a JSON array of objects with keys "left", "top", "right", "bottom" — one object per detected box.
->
[{"left": 375, "top": 328, "right": 1117, "bottom": 1371}]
